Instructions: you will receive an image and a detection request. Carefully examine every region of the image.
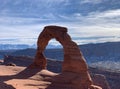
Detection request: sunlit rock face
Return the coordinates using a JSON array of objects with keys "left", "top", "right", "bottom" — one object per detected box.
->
[{"left": 29, "top": 26, "right": 102, "bottom": 89}]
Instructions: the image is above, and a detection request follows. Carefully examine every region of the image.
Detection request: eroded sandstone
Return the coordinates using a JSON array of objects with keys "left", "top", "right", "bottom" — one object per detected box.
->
[{"left": 29, "top": 26, "right": 102, "bottom": 89}]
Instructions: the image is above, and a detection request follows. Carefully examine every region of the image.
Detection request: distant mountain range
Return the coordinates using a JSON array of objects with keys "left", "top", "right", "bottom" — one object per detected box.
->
[
  {"left": 0, "top": 41, "right": 120, "bottom": 63},
  {"left": 0, "top": 44, "right": 31, "bottom": 50},
  {"left": 0, "top": 44, "right": 62, "bottom": 50},
  {"left": 0, "top": 41, "right": 120, "bottom": 72}
]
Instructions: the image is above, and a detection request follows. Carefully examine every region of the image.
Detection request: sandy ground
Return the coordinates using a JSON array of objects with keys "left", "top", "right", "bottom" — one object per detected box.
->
[
  {"left": 0, "top": 65, "right": 107, "bottom": 89},
  {"left": 0, "top": 65, "right": 58, "bottom": 89}
]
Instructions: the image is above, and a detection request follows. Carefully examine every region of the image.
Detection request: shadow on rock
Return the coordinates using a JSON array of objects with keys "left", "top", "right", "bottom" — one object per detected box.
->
[
  {"left": 0, "top": 82, "right": 16, "bottom": 89},
  {"left": 0, "top": 67, "right": 42, "bottom": 88}
]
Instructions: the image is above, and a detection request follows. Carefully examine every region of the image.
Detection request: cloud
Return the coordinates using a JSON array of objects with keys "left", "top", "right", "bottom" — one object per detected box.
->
[
  {"left": 97, "top": 9, "right": 120, "bottom": 18},
  {"left": 65, "top": 9, "right": 120, "bottom": 32},
  {"left": 0, "top": 16, "right": 51, "bottom": 25},
  {"left": 80, "top": 0, "right": 102, "bottom": 4},
  {"left": 0, "top": 0, "right": 120, "bottom": 45},
  {"left": 1, "top": 8, "right": 120, "bottom": 45},
  {"left": 52, "top": 9, "right": 120, "bottom": 44},
  {"left": 0, "top": 38, "right": 37, "bottom": 45},
  {"left": 58, "top": 9, "right": 120, "bottom": 26}
]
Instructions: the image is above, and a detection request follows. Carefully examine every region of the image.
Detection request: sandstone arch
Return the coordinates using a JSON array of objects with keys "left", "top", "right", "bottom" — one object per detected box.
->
[
  {"left": 29, "top": 26, "right": 101, "bottom": 89},
  {"left": 30, "top": 26, "right": 88, "bottom": 72}
]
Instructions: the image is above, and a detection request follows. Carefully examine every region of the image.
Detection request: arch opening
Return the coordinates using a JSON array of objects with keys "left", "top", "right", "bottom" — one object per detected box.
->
[{"left": 44, "top": 39, "right": 64, "bottom": 72}]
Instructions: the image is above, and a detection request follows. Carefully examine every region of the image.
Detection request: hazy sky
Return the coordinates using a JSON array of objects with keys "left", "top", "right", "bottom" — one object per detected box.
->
[{"left": 0, "top": 0, "right": 120, "bottom": 45}]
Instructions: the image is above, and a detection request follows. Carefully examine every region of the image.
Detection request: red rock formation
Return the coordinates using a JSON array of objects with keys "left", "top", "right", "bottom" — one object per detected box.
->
[{"left": 29, "top": 26, "right": 102, "bottom": 89}]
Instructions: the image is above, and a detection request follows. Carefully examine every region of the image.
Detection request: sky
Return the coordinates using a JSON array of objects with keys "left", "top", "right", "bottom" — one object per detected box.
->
[{"left": 0, "top": 0, "right": 120, "bottom": 45}]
